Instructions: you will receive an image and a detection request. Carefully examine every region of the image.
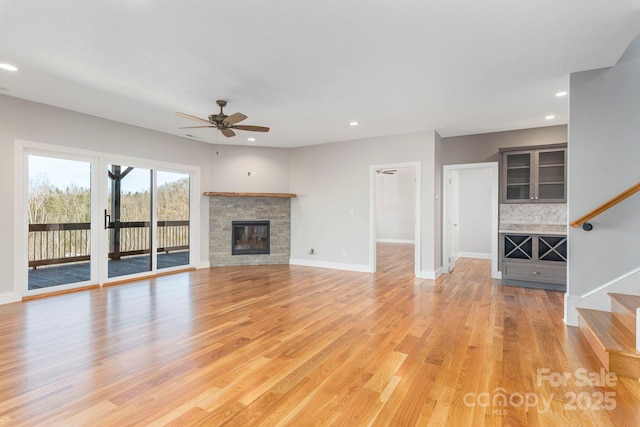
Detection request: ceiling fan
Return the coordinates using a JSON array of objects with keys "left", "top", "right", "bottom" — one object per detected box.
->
[{"left": 176, "top": 100, "right": 269, "bottom": 137}]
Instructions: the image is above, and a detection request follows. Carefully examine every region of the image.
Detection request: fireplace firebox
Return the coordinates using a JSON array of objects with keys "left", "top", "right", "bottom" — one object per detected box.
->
[{"left": 232, "top": 221, "right": 270, "bottom": 255}]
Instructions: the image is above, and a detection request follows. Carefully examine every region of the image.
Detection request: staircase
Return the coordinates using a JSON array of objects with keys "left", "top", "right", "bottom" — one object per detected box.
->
[{"left": 577, "top": 293, "right": 640, "bottom": 379}]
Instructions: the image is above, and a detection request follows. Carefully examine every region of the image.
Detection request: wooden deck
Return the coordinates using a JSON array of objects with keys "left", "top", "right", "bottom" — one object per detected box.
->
[
  {"left": 1, "top": 243, "right": 639, "bottom": 425},
  {"left": 28, "top": 251, "right": 189, "bottom": 289}
]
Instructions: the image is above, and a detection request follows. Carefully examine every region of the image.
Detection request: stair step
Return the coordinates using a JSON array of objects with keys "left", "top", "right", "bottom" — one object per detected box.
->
[
  {"left": 608, "top": 293, "right": 640, "bottom": 334},
  {"left": 576, "top": 308, "right": 640, "bottom": 379}
]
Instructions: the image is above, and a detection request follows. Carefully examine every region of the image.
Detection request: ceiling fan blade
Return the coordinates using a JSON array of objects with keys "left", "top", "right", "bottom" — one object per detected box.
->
[
  {"left": 176, "top": 112, "right": 211, "bottom": 125},
  {"left": 223, "top": 112, "right": 247, "bottom": 125},
  {"left": 221, "top": 128, "right": 236, "bottom": 137},
  {"left": 178, "top": 125, "right": 216, "bottom": 129},
  {"left": 231, "top": 125, "right": 270, "bottom": 132}
]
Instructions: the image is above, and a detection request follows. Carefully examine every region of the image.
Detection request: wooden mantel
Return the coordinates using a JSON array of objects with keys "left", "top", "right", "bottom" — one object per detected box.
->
[{"left": 204, "top": 192, "right": 297, "bottom": 198}]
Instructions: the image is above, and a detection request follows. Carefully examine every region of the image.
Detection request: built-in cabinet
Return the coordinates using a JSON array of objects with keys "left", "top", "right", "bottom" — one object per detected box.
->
[
  {"left": 501, "top": 145, "right": 567, "bottom": 203},
  {"left": 501, "top": 233, "right": 567, "bottom": 290}
]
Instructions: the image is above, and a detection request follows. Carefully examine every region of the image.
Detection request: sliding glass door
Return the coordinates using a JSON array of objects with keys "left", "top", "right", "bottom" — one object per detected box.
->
[
  {"left": 27, "top": 155, "right": 93, "bottom": 290},
  {"left": 157, "top": 171, "right": 190, "bottom": 270},
  {"left": 106, "top": 164, "right": 152, "bottom": 278},
  {"left": 21, "top": 143, "right": 198, "bottom": 297}
]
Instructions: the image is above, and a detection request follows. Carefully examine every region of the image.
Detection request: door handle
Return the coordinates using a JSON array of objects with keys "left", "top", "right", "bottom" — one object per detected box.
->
[{"left": 104, "top": 209, "right": 111, "bottom": 229}]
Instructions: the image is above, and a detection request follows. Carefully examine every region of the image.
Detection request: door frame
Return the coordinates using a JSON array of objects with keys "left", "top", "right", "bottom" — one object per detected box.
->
[
  {"left": 442, "top": 162, "right": 500, "bottom": 279},
  {"left": 369, "top": 161, "right": 421, "bottom": 276},
  {"left": 14, "top": 140, "right": 200, "bottom": 298}
]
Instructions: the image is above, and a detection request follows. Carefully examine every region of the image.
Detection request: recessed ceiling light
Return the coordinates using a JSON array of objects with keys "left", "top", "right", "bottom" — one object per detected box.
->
[
  {"left": 349, "top": 121, "right": 359, "bottom": 126},
  {"left": 0, "top": 63, "right": 18, "bottom": 72},
  {"left": 545, "top": 115, "right": 555, "bottom": 120},
  {"left": 555, "top": 91, "right": 568, "bottom": 97},
  {"left": 248, "top": 137, "right": 256, "bottom": 142}
]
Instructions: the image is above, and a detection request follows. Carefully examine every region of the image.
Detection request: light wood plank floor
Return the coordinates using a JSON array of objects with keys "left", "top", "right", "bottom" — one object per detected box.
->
[{"left": 1, "top": 243, "right": 639, "bottom": 426}]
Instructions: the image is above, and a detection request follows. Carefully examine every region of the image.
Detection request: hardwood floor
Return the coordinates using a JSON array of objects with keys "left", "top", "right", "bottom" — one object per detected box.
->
[{"left": 1, "top": 243, "right": 639, "bottom": 426}]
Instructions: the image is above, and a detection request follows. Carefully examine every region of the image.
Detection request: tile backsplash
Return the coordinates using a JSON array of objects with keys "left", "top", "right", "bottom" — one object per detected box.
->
[{"left": 500, "top": 203, "right": 567, "bottom": 225}]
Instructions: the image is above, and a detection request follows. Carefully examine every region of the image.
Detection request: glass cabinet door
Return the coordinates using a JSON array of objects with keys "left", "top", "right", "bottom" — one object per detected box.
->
[
  {"left": 502, "top": 147, "right": 566, "bottom": 203},
  {"left": 504, "top": 152, "right": 533, "bottom": 201},
  {"left": 536, "top": 149, "right": 566, "bottom": 202}
]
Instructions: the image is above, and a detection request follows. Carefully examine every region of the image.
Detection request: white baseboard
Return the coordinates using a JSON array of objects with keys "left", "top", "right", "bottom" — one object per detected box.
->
[
  {"left": 416, "top": 269, "right": 439, "bottom": 280},
  {"left": 0, "top": 292, "right": 20, "bottom": 305},
  {"left": 289, "top": 258, "right": 372, "bottom": 273},
  {"left": 636, "top": 309, "right": 640, "bottom": 351},
  {"left": 564, "top": 267, "right": 640, "bottom": 326},
  {"left": 457, "top": 252, "right": 492, "bottom": 260},
  {"left": 197, "top": 261, "right": 211, "bottom": 269},
  {"left": 376, "top": 239, "right": 415, "bottom": 244}
]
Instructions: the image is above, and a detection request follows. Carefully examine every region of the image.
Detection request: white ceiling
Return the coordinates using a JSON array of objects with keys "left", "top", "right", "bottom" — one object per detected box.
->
[{"left": 0, "top": 1, "right": 638, "bottom": 148}]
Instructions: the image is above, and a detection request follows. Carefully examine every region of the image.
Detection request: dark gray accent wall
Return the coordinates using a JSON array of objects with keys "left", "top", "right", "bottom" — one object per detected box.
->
[
  {"left": 442, "top": 125, "right": 567, "bottom": 165},
  {"left": 209, "top": 196, "right": 291, "bottom": 266}
]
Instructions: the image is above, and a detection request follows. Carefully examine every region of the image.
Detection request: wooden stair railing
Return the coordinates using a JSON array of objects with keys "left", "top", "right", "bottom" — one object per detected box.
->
[{"left": 570, "top": 182, "right": 640, "bottom": 230}]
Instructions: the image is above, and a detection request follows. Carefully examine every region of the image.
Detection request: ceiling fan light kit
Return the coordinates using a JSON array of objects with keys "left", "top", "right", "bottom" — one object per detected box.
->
[{"left": 176, "top": 100, "right": 269, "bottom": 138}]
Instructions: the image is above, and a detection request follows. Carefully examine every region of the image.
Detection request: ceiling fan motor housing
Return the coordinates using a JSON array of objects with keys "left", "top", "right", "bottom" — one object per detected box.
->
[{"left": 208, "top": 114, "right": 228, "bottom": 126}]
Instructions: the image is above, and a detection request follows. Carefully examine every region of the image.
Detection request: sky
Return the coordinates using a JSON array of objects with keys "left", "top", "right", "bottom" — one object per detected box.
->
[{"left": 28, "top": 155, "right": 187, "bottom": 193}]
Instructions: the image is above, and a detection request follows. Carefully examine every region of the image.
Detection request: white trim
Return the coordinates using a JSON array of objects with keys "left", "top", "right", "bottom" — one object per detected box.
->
[
  {"left": 13, "top": 140, "right": 26, "bottom": 299},
  {"left": 636, "top": 308, "right": 639, "bottom": 352},
  {"left": 197, "top": 261, "right": 211, "bottom": 269},
  {"left": 442, "top": 162, "right": 500, "bottom": 279},
  {"left": 289, "top": 258, "right": 371, "bottom": 273},
  {"left": 416, "top": 268, "right": 440, "bottom": 280},
  {"left": 564, "top": 267, "right": 640, "bottom": 326},
  {"left": 376, "top": 238, "right": 415, "bottom": 244},
  {"left": 0, "top": 292, "right": 20, "bottom": 305},
  {"left": 457, "top": 252, "right": 492, "bottom": 260},
  {"left": 369, "top": 162, "right": 421, "bottom": 276},
  {"left": 580, "top": 265, "right": 640, "bottom": 299}
]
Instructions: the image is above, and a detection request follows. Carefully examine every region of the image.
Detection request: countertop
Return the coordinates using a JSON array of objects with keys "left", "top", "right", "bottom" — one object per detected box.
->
[{"left": 499, "top": 223, "right": 567, "bottom": 235}]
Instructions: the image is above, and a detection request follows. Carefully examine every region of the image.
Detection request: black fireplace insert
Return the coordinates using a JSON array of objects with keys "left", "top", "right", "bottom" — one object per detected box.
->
[{"left": 232, "top": 221, "right": 270, "bottom": 255}]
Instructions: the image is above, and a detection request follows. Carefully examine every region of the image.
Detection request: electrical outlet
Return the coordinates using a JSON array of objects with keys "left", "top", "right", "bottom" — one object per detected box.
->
[
  {"left": 343, "top": 250, "right": 347, "bottom": 257},
  {"left": 248, "top": 171, "right": 257, "bottom": 178}
]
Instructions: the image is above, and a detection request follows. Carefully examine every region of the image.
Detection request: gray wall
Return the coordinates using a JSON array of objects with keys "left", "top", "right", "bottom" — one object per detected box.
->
[
  {"left": 290, "top": 131, "right": 438, "bottom": 276},
  {"left": 567, "top": 34, "right": 640, "bottom": 298},
  {"left": 434, "top": 131, "right": 443, "bottom": 270},
  {"left": 209, "top": 144, "right": 291, "bottom": 193},
  {"left": 442, "top": 125, "right": 567, "bottom": 165}
]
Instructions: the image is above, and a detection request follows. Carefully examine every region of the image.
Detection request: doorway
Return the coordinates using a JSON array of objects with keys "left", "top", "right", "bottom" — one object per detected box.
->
[
  {"left": 442, "top": 162, "right": 499, "bottom": 279},
  {"left": 370, "top": 162, "right": 420, "bottom": 276}
]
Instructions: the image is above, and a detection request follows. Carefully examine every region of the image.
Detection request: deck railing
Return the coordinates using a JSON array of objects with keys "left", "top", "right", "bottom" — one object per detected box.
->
[{"left": 28, "top": 220, "right": 189, "bottom": 268}]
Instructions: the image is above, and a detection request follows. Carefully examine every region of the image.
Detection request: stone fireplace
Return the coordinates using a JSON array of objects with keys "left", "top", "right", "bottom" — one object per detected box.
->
[{"left": 206, "top": 192, "right": 295, "bottom": 267}]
